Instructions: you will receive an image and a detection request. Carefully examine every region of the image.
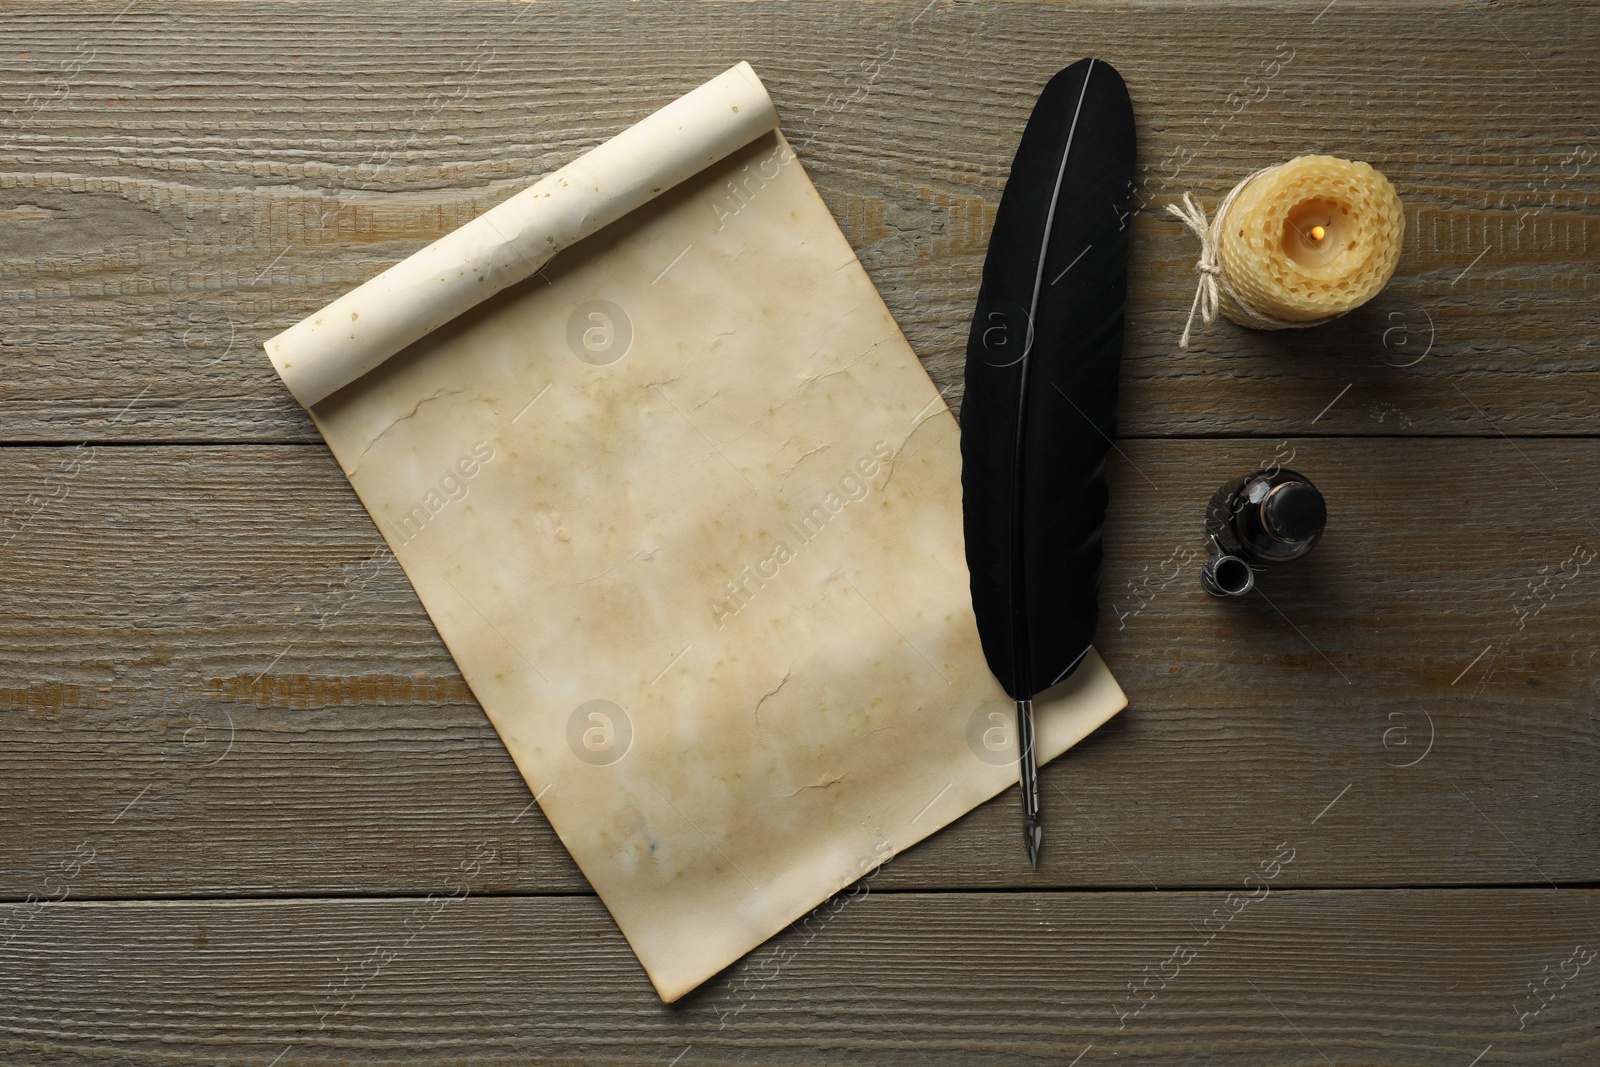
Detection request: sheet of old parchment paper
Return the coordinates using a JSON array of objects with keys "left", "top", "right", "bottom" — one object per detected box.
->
[{"left": 266, "top": 63, "right": 1126, "bottom": 1002}]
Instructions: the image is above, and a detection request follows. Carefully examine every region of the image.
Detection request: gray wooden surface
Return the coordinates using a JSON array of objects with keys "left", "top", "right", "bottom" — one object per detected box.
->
[{"left": 3, "top": 1, "right": 1598, "bottom": 1064}]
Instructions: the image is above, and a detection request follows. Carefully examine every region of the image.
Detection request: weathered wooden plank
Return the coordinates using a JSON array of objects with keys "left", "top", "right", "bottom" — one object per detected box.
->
[
  {"left": 3, "top": 437, "right": 1595, "bottom": 897},
  {"left": 0, "top": 1, "right": 1596, "bottom": 441},
  {"left": 1, "top": 890, "right": 1595, "bottom": 1064}
]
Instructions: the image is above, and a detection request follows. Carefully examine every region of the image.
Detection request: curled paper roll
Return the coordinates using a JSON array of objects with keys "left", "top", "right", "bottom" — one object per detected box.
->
[
  {"left": 265, "top": 62, "right": 777, "bottom": 407},
  {"left": 1169, "top": 154, "right": 1404, "bottom": 348}
]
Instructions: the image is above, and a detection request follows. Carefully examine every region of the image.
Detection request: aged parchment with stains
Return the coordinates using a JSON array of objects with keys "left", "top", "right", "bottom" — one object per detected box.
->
[{"left": 265, "top": 63, "right": 1126, "bottom": 1002}]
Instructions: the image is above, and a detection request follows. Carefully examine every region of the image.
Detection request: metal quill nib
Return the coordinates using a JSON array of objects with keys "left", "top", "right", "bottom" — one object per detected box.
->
[{"left": 1017, "top": 698, "right": 1041, "bottom": 868}]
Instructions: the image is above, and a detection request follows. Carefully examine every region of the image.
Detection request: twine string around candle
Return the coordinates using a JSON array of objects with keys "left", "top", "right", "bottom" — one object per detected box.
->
[{"left": 1167, "top": 165, "right": 1340, "bottom": 350}]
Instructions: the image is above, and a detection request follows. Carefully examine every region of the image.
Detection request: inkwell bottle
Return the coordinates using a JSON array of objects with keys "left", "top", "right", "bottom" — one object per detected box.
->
[{"left": 1200, "top": 468, "right": 1326, "bottom": 596}]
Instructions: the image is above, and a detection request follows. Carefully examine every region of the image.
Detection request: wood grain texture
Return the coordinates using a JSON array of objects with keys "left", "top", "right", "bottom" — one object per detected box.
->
[
  {"left": 3, "top": 891, "right": 1597, "bottom": 1065},
  {"left": 3, "top": 2, "right": 1598, "bottom": 1059},
  {"left": 0, "top": 1, "right": 1596, "bottom": 441},
  {"left": 3, "top": 438, "right": 1595, "bottom": 898}
]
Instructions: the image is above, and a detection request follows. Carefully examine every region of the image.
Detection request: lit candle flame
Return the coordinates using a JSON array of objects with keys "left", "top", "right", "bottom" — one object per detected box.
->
[{"left": 1310, "top": 225, "right": 1326, "bottom": 241}]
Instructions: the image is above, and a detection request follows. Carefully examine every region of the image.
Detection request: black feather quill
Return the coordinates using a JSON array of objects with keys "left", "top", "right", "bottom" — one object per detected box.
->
[{"left": 960, "top": 58, "right": 1135, "bottom": 866}]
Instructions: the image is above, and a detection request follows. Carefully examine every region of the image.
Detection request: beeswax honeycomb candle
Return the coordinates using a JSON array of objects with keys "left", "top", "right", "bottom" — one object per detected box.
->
[
  {"left": 1169, "top": 154, "right": 1404, "bottom": 348},
  {"left": 1217, "top": 155, "right": 1404, "bottom": 325}
]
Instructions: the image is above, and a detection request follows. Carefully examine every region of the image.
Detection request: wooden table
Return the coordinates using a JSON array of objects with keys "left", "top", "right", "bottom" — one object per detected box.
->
[{"left": 4, "top": 2, "right": 1597, "bottom": 1063}]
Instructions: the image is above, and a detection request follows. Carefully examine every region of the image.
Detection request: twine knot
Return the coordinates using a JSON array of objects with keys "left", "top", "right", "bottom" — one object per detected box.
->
[{"left": 1166, "top": 192, "right": 1224, "bottom": 350}]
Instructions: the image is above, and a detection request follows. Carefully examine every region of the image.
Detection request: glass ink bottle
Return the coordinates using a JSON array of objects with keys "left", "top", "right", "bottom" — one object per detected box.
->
[{"left": 1200, "top": 468, "right": 1326, "bottom": 597}]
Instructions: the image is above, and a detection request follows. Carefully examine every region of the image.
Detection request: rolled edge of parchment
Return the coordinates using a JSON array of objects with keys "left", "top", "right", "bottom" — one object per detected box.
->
[{"left": 264, "top": 61, "right": 779, "bottom": 409}]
